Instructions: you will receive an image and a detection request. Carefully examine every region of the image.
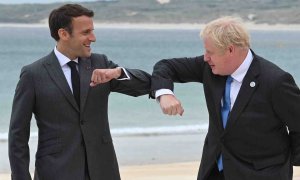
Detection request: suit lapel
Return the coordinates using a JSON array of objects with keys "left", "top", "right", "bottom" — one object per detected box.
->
[
  {"left": 224, "top": 58, "right": 260, "bottom": 133},
  {"left": 211, "top": 75, "right": 227, "bottom": 132},
  {"left": 43, "top": 52, "right": 79, "bottom": 112},
  {"left": 78, "top": 57, "right": 93, "bottom": 112}
]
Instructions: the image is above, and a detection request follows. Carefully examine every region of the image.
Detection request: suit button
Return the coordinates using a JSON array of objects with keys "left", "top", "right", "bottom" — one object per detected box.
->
[{"left": 80, "top": 120, "right": 84, "bottom": 125}]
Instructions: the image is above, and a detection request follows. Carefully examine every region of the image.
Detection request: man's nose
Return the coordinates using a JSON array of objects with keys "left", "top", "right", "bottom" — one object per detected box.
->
[
  {"left": 204, "top": 53, "right": 209, "bottom": 62},
  {"left": 90, "top": 32, "right": 96, "bottom": 42}
]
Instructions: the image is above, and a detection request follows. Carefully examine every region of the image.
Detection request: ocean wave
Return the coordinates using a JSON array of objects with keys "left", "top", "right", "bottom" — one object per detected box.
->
[
  {"left": 0, "top": 124, "right": 208, "bottom": 141},
  {"left": 111, "top": 124, "right": 208, "bottom": 136}
]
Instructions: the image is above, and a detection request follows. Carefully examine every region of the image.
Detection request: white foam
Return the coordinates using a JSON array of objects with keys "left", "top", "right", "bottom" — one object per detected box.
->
[{"left": 111, "top": 124, "right": 208, "bottom": 136}]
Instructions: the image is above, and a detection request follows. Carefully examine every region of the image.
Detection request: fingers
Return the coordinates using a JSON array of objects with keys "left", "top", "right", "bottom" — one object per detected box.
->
[
  {"left": 90, "top": 70, "right": 101, "bottom": 86},
  {"left": 90, "top": 81, "right": 97, "bottom": 87},
  {"left": 162, "top": 102, "right": 184, "bottom": 116},
  {"left": 91, "top": 71, "right": 101, "bottom": 85},
  {"left": 159, "top": 95, "right": 184, "bottom": 116},
  {"left": 177, "top": 104, "right": 184, "bottom": 116},
  {"left": 90, "top": 69, "right": 116, "bottom": 87}
]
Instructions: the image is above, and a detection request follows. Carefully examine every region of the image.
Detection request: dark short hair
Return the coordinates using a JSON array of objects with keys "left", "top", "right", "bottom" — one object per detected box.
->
[{"left": 49, "top": 4, "right": 94, "bottom": 41}]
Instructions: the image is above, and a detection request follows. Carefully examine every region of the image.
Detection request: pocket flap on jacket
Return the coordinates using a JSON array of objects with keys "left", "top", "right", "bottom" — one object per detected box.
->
[
  {"left": 253, "top": 154, "right": 286, "bottom": 170},
  {"left": 36, "top": 133, "right": 61, "bottom": 158},
  {"left": 36, "top": 143, "right": 61, "bottom": 159}
]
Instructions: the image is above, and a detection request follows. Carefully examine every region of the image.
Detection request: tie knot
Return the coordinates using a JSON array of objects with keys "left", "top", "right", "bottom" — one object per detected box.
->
[
  {"left": 227, "top": 75, "right": 233, "bottom": 84},
  {"left": 67, "top": 61, "right": 77, "bottom": 69}
]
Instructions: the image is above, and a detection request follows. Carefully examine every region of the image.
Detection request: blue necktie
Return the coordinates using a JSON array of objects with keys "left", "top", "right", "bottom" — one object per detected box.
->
[{"left": 217, "top": 76, "right": 233, "bottom": 171}]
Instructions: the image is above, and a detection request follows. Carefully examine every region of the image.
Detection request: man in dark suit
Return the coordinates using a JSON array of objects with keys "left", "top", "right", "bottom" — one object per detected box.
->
[
  {"left": 8, "top": 4, "right": 150, "bottom": 180},
  {"left": 151, "top": 16, "right": 300, "bottom": 180}
]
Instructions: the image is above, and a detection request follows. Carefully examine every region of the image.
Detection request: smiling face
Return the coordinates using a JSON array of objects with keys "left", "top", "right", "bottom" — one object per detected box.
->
[{"left": 57, "top": 15, "right": 96, "bottom": 60}]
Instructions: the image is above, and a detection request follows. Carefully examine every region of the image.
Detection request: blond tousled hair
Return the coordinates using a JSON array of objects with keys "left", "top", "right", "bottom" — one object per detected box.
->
[{"left": 200, "top": 16, "right": 250, "bottom": 53}]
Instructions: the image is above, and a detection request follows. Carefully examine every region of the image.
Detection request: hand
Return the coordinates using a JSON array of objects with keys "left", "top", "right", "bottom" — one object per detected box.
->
[
  {"left": 90, "top": 67, "right": 121, "bottom": 87},
  {"left": 159, "top": 94, "right": 184, "bottom": 116}
]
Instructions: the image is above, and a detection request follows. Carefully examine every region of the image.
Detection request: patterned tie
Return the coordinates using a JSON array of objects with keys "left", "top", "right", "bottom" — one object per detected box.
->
[
  {"left": 67, "top": 61, "right": 80, "bottom": 108},
  {"left": 217, "top": 75, "right": 233, "bottom": 171}
]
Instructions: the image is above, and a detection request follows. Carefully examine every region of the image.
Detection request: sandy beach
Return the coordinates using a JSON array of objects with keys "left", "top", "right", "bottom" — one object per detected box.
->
[
  {"left": 1, "top": 22, "right": 300, "bottom": 31},
  {"left": 2, "top": 132, "right": 300, "bottom": 179},
  {"left": 0, "top": 132, "right": 204, "bottom": 179},
  {"left": 2, "top": 162, "right": 300, "bottom": 179}
]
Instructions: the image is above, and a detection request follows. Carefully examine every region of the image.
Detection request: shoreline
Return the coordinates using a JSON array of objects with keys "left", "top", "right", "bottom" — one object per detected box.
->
[
  {"left": 0, "top": 133, "right": 205, "bottom": 173},
  {"left": 2, "top": 132, "right": 300, "bottom": 179},
  {"left": 2, "top": 162, "right": 300, "bottom": 180},
  {"left": 1, "top": 22, "right": 300, "bottom": 31},
  {"left": 0, "top": 124, "right": 209, "bottom": 141}
]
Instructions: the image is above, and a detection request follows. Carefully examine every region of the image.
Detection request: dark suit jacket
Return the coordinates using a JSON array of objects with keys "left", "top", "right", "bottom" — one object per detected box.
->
[
  {"left": 151, "top": 50, "right": 300, "bottom": 180},
  {"left": 9, "top": 52, "right": 151, "bottom": 180}
]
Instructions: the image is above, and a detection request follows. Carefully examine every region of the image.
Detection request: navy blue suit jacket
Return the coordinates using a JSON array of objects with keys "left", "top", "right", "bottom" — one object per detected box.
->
[{"left": 151, "top": 50, "right": 300, "bottom": 180}]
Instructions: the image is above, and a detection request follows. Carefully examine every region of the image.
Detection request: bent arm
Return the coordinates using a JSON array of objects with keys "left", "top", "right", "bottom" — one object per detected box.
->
[
  {"left": 151, "top": 56, "right": 206, "bottom": 115},
  {"left": 151, "top": 56, "right": 206, "bottom": 95},
  {"left": 98, "top": 55, "right": 151, "bottom": 96},
  {"left": 110, "top": 68, "right": 151, "bottom": 97}
]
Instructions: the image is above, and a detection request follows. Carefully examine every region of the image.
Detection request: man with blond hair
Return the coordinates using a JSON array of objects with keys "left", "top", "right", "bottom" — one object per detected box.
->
[{"left": 150, "top": 16, "right": 300, "bottom": 180}]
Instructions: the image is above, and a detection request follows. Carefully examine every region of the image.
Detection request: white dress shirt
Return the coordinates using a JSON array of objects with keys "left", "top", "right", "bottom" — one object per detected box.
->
[
  {"left": 155, "top": 49, "right": 254, "bottom": 109},
  {"left": 54, "top": 47, "right": 130, "bottom": 93},
  {"left": 229, "top": 49, "right": 253, "bottom": 109},
  {"left": 54, "top": 46, "right": 78, "bottom": 93}
]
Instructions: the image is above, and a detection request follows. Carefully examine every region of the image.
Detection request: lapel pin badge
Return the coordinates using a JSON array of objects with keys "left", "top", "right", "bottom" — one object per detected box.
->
[{"left": 250, "top": 81, "right": 256, "bottom": 88}]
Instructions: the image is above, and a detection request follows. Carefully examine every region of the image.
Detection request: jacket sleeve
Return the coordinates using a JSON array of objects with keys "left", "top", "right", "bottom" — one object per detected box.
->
[
  {"left": 9, "top": 66, "right": 35, "bottom": 180},
  {"left": 150, "top": 56, "right": 206, "bottom": 98},
  {"left": 104, "top": 55, "right": 151, "bottom": 97},
  {"left": 272, "top": 72, "right": 300, "bottom": 165}
]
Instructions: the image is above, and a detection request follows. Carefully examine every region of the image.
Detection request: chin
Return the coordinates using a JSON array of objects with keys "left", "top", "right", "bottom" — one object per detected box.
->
[
  {"left": 212, "top": 69, "right": 218, "bottom": 75},
  {"left": 82, "top": 53, "right": 92, "bottom": 58}
]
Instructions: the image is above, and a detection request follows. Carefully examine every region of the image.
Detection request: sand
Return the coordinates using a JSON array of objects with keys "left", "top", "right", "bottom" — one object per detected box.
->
[
  {"left": 2, "top": 162, "right": 300, "bottom": 180},
  {"left": 2, "top": 133, "right": 300, "bottom": 179}
]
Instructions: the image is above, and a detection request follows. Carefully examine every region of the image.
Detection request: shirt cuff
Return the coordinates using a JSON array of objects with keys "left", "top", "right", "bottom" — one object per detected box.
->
[
  {"left": 117, "top": 67, "right": 130, "bottom": 80},
  {"left": 155, "top": 89, "right": 174, "bottom": 99}
]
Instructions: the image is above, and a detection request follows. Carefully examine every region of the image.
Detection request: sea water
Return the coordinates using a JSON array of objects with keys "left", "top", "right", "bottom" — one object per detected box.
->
[{"left": 0, "top": 27, "right": 300, "bottom": 139}]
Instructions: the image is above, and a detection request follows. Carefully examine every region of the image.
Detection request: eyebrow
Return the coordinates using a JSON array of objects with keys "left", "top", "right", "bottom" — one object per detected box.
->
[
  {"left": 81, "top": 29, "right": 93, "bottom": 33},
  {"left": 206, "top": 50, "right": 212, "bottom": 54}
]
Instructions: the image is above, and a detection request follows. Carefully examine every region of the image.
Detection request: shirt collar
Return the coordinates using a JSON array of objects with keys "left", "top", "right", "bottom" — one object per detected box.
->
[
  {"left": 231, "top": 49, "right": 253, "bottom": 83},
  {"left": 54, "top": 46, "right": 79, "bottom": 67}
]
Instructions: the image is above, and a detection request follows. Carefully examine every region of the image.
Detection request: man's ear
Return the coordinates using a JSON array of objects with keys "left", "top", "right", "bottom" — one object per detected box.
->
[
  {"left": 228, "top": 44, "right": 234, "bottom": 54},
  {"left": 58, "top": 28, "right": 70, "bottom": 41}
]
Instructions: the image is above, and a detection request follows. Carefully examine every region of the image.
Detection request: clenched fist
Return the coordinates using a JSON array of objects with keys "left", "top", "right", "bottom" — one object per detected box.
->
[
  {"left": 159, "top": 94, "right": 184, "bottom": 116},
  {"left": 90, "top": 67, "right": 122, "bottom": 87}
]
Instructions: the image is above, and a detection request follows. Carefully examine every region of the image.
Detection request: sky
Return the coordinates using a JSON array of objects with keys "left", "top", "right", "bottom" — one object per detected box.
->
[{"left": 0, "top": 0, "right": 97, "bottom": 4}]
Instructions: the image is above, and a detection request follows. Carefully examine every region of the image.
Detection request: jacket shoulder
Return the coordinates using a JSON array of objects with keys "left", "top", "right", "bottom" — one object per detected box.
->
[
  {"left": 89, "top": 53, "right": 117, "bottom": 68},
  {"left": 90, "top": 53, "right": 108, "bottom": 61},
  {"left": 254, "top": 54, "right": 292, "bottom": 88},
  {"left": 21, "top": 52, "right": 53, "bottom": 73},
  {"left": 257, "top": 55, "right": 287, "bottom": 75}
]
